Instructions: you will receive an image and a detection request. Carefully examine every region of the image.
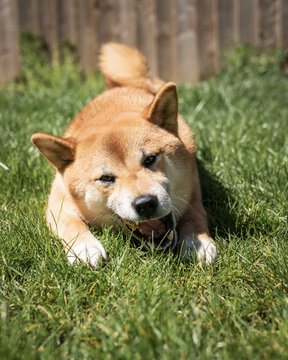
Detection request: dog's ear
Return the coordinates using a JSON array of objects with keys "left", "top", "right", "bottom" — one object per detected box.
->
[
  {"left": 31, "top": 133, "right": 76, "bottom": 172},
  {"left": 145, "top": 82, "right": 178, "bottom": 134}
]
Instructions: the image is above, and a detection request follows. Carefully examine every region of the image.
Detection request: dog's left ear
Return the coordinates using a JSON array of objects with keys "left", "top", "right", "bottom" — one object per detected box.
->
[{"left": 145, "top": 82, "right": 178, "bottom": 134}]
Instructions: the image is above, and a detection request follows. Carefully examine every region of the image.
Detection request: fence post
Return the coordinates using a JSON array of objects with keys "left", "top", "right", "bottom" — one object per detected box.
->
[
  {"left": 76, "top": 0, "right": 99, "bottom": 71},
  {"left": 258, "top": 0, "right": 282, "bottom": 48},
  {"left": 136, "top": 0, "right": 158, "bottom": 77},
  {"left": 57, "top": 0, "right": 78, "bottom": 47},
  {"left": 156, "top": 0, "right": 177, "bottom": 81},
  {"left": 119, "top": 0, "right": 137, "bottom": 46},
  {"left": 17, "top": 0, "right": 39, "bottom": 31},
  {"left": 218, "top": 0, "right": 238, "bottom": 52},
  {"left": 282, "top": 0, "right": 288, "bottom": 46},
  {"left": 239, "top": 0, "right": 258, "bottom": 45},
  {"left": 175, "top": 0, "right": 199, "bottom": 83},
  {"left": 38, "top": 0, "right": 58, "bottom": 54},
  {"left": 197, "top": 0, "right": 219, "bottom": 79},
  {"left": 0, "top": 0, "right": 21, "bottom": 82},
  {"left": 96, "top": 0, "right": 121, "bottom": 46}
]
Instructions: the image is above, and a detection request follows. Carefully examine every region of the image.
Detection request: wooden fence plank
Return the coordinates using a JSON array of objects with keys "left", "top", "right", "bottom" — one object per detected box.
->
[
  {"left": 197, "top": 0, "right": 219, "bottom": 79},
  {"left": 239, "top": 0, "right": 258, "bottom": 44},
  {"left": 282, "top": 0, "right": 288, "bottom": 46},
  {"left": 155, "top": 0, "right": 177, "bottom": 81},
  {"left": 0, "top": 0, "right": 21, "bottom": 82},
  {"left": 38, "top": 0, "right": 58, "bottom": 54},
  {"left": 258, "top": 0, "right": 281, "bottom": 47},
  {"left": 94, "top": 0, "right": 122, "bottom": 70},
  {"left": 135, "top": 0, "right": 158, "bottom": 76},
  {"left": 96, "top": 0, "right": 121, "bottom": 46},
  {"left": 17, "top": 0, "right": 39, "bottom": 31},
  {"left": 76, "top": 0, "right": 98, "bottom": 71},
  {"left": 218, "top": 0, "right": 237, "bottom": 51},
  {"left": 57, "top": 0, "right": 78, "bottom": 46},
  {"left": 1, "top": 0, "right": 288, "bottom": 83},
  {"left": 275, "top": 0, "right": 282, "bottom": 45},
  {"left": 119, "top": 0, "right": 137, "bottom": 46},
  {"left": 175, "top": 0, "right": 199, "bottom": 82}
]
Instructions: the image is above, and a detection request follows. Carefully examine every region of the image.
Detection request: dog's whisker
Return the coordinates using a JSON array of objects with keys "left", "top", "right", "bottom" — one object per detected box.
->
[
  {"left": 170, "top": 204, "right": 181, "bottom": 219},
  {"left": 172, "top": 195, "right": 195, "bottom": 210}
]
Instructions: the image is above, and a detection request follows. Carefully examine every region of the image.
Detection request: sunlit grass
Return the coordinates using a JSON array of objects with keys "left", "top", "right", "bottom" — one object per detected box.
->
[{"left": 0, "top": 43, "right": 287, "bottom": 359}]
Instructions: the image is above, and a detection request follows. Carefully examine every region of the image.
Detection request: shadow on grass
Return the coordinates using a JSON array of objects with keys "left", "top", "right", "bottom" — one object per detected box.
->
[{"left": 197, "top": 160, "right": 238, "bottom": 238}]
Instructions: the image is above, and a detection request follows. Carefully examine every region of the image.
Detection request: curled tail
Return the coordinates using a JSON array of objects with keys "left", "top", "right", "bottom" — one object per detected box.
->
[{"left": 98, "top": 43, "right": 163, "bottom": 94}]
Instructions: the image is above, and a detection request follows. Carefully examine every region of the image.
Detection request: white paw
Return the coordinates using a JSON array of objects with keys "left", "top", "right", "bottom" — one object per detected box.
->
[
  {"left": 180, "top": 236, "right": 217, "bottom": 264},
  {"left": 67, "top": 238, "right": 106, "bottom": 267}
]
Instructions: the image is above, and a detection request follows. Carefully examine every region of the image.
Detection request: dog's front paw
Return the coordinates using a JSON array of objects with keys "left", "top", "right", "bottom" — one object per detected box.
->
[
  {"left": 180, "top": 236, "right": 217, "bottom": 265},
  {"left": 67, "top": 238, "right": 106, "bottom": 267}
]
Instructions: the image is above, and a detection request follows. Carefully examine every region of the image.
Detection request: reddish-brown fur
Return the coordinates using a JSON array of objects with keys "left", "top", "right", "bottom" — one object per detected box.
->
[{"left": 31, "top": 43, "right": 216, "bottom": 266}]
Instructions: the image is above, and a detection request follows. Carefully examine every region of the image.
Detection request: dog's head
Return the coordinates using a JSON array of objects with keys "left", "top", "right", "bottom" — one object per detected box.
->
[{"left": 32, "top": 83, "right": 194, "bottom": 250}]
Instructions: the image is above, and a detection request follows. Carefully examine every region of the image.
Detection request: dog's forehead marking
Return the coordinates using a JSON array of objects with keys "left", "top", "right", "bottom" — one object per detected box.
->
[
  {"left": 101, "top": 125, "right": 146, "bottom": 161},
  {"left": 102, "top": 131, "right": 126, "bottom": 162}
]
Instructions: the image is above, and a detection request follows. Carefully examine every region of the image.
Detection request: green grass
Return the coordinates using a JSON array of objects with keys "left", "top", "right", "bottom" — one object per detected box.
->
[{"left": 0, "top": 42, "right": 288, "bottom": 359}]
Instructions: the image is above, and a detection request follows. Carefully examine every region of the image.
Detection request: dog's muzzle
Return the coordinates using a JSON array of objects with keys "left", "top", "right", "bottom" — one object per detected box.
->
[{"left": 121, "top": 212, "right": 178, "bottom": 251}]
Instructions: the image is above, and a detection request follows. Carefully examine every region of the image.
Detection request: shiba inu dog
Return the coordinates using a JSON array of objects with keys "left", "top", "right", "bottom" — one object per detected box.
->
[{"left": 31, "top": 43, "right": 217, "bottom": 266}]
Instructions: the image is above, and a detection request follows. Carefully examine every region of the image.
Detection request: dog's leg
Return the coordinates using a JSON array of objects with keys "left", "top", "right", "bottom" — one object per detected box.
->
[
  {"left": 178, "top": 174, "right": 217, "bottom": 264},
  {"left": 46, "top": 178, "right": 106, "bottom": 267}
]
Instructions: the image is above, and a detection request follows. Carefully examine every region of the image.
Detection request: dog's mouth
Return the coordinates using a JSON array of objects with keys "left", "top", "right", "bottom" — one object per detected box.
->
[{"left": 121, "top": 212, "right": 178, "bottom": 251}]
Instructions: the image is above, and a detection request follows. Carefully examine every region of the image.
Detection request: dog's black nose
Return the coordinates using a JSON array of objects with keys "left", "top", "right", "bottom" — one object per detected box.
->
[{"left": 132, "top": 195, "right": 158, "bottom": 218}]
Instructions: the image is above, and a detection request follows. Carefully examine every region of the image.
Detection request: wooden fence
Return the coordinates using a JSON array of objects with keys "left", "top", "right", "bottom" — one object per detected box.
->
[{"left": 0, "top": 0, "right": 288, "bottom": 83}]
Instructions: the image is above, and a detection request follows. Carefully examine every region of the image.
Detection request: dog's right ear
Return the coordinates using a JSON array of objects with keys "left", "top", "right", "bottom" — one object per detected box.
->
[{"left": 31, "top": 133, "right": 76, "bottom": 172}]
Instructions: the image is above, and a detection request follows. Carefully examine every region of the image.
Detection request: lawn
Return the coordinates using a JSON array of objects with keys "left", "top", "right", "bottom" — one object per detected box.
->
[{"left": 0, "top": 41, "right": 288, "bottom": 359}]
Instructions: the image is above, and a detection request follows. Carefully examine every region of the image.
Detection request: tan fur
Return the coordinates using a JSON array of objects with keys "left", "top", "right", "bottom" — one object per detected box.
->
[{"left": 31, "top": 43, "right": 216, "bottom": 266}]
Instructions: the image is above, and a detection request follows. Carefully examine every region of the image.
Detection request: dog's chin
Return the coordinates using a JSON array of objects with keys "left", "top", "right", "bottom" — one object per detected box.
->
[{"left": 120, "top": 212, "right": 178, "bottom": 251}]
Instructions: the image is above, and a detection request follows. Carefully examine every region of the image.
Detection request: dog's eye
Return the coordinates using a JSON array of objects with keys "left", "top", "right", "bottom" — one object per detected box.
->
[
  {"left": 98, "top": 175, "right": 115, "bottom": 184},
  {"left": 143, "top": 154, "right": 157, "bottom": 168}
]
